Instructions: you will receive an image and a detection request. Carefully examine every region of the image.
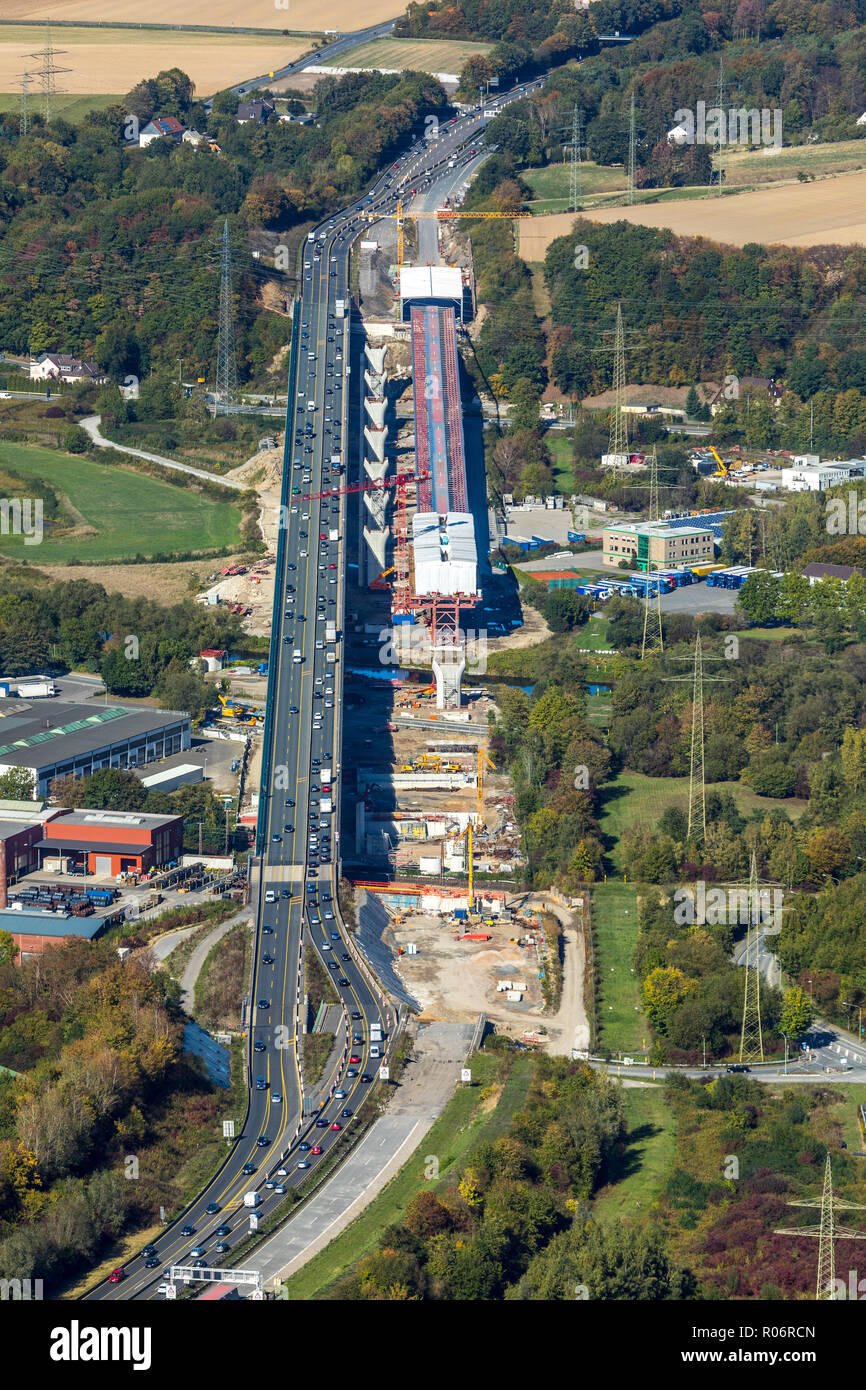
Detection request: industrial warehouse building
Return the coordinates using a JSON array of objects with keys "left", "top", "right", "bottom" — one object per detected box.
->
[
  {"left": 1, "top": 909, "right": 117, "bottom": 962},
  {"left": 0, "top": 699, "right": 191, "bottom": 798},
  {"left": 603, "top": 521, "right": 715, "bottom": 570},
  {"left": 37, "top": 809, "right": 184, "bottom": 876}
]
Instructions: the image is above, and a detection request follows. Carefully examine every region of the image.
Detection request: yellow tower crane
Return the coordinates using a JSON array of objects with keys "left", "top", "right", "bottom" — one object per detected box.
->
[{"left": 458, "top": 822, "right": 474, "bottom": 915}]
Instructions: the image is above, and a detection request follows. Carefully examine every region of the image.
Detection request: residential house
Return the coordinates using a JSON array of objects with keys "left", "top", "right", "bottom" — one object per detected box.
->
[
  {"left": 29, "top": 353, "right": 107, "bottom": 384},
  {"left": 139, "top": 116, "right": 185, "bottom": 147},
  {"left": 237, "top": 99, "right": 274, "bottom": 125}
]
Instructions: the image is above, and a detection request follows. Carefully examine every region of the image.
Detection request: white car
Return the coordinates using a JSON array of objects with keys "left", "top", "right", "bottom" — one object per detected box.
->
[{"left": 302, "top": 512, "right": 310, "bottom": 520}]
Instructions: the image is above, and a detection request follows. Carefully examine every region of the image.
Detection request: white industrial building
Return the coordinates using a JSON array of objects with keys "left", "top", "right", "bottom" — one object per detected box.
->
[
  {"left": 412, "top": 513, "right": 477, "bottom": 596},
  {"left": 399, "top": 265, "right": 464, "bottom": 320},
  {"left": 787, "top": 460, "right": 866, "bottom": 492}
]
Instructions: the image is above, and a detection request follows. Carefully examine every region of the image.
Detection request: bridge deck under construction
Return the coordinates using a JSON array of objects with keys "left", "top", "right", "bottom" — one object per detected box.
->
[{"left": 410, "top": 303, "right": 468, "bottom": 516}]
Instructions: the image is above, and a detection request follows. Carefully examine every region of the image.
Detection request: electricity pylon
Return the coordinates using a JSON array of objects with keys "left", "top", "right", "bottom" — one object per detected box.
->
[
  {"left": 606, "top": 304, "right": 628, "bottom": 473},
  {"left": 627, "top": 89, "right": 637, "bottom": 205},
  {"left": 569, "top": 104, "right": 582, "bottom": 212},
  {"left": 215, "top": 219, "right": 238, "bottom": 414},
  {"left": 714, "top": 56, "right": 725, "bottom": 196},
  {"left": 738, "top": 851, "right": 764, "bottom": 1063},
  {"left": 19, "top": 72, "right": 31, "bottom": 136},
  {"left": 776, "top": 1153, "right": 866, "bottom": 1299},
  {"left": 30, "top": 23, "right": 70, "bottom": 123},
  {"left": 641, "top": 566, "right": 664, "bottom": 661},
  {"left": 687, "top": 633, "right": 706, "bottom": 840},
  {"left": 640, "top": 447, "right": 664, "bottom": 660},
  {"left": 664, "top": 638, "right": 730, "bottom": 840}
]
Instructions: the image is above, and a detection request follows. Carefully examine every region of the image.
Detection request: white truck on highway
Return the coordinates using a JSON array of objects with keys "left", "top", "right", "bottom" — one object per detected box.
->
[
  {"left": 335, "top": 298, "right": 346, "bottom": 317},
  {"left": 325, "top": 621, "right": 337, "bottom": 644},
  {"left": 244, "top": 1190, "right": 260, "bottom": 1207}
]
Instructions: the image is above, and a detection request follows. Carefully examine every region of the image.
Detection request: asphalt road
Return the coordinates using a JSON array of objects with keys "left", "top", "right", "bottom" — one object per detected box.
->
[{"left": 83, "top": 75, "right": 541, "bottom": 1303}]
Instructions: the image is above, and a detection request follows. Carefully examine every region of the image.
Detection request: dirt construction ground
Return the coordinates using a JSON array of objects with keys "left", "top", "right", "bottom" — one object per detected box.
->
[
  {"left": 389, "top": 897, "right": 589, "bottom": 1056},
  {"left": 519, "top": 167, "right": 866, "bottom": 258},
  {"left": 0, "top": 27, "right": 309, "bottom": 96}
]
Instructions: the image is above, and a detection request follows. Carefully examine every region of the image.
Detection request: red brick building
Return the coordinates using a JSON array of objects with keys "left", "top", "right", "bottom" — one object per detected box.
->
[{"left": 38, "top": 810, "right": 184, "bottom": 876}]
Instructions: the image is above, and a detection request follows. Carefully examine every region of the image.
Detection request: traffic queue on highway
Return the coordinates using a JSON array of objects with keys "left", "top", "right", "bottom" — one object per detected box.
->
[{"left": 85, "top": 73, "right": 540, "bottom": 1303}]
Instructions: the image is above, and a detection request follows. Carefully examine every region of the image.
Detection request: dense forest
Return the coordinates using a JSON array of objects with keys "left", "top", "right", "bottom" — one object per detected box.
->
[
  {"left": 406, "top": 0, "right": 866, "bottom": 150},
  {"left": 0, "top": 572, "right": 243, "bottom": 709},
  {"left": 0, "top": 66, "right": 449, "bottom": 388},
  {"left": 0, "top": 934, "right": 232, "bottom": 1289}
]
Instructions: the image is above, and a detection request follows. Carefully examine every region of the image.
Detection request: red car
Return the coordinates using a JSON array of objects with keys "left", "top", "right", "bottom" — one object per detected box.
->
[
  {"left": 311, "top": 1145, "right": 322, "bottom": 1154},
  {"left": 330, "top": 1122, "right": 342, "bottom": 1131},
  {"left": 108, "top": 1268, "right": 125, "bottom": 1283},
  {"left": 349, "top": 1055, "right": 361, "bottom": 1063},
  {"left": 319, "top": 533, "right": 327, "bottom": 540}
]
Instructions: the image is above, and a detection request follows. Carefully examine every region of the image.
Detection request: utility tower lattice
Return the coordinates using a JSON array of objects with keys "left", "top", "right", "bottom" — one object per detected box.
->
[
  {"left": 627, "top": 89, "right": 637, "bottom": 205},
  {"left": 714, "top": 56, "right": 725, "bottom": 195},
  {"left": 30, "top": 23, "right": 71, "bottom": 124},
  {"left": 215, "top": 219, "right": 239, "bottom": 415},
  {"left": 687, "top": 633, "right": 706, "bottom": 840},
  {"left": 606, "top": 304, "right": 628, "bottom": 473},
  {"left": 663, "top": 638, "right": 729, "bottom": 842},
  {"left": 569, "top": 105, "right": 582, "bottom": 212},
  {"left": 738, "top": 850, "right": 764, "bottom": 1063},
  {"left": 640, "top": 448, "right": 664, "bottom": 660},
  {"left": 776, "top": 1153, "right": 866, "bottom": 1299},
  {"left": 19, "top": 73, "right": 31, "bottom": 137}
]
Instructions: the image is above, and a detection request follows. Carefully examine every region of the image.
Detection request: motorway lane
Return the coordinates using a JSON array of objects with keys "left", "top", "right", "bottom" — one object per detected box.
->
[{"left": 84, "top": 78, "right": 540, "bottom": 1303}]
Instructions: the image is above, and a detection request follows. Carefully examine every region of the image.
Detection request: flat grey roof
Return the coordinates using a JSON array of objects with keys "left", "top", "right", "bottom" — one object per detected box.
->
[
  {"left": 58, "top": 809, "right": 182, "bottom": 830},
  {"left": 0, "top": 700, "right": 188, "bottom": 770}
]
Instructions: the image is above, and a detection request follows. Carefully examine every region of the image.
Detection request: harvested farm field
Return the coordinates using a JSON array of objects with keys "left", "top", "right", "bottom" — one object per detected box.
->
[
  {"left": 519, "top": 168, "right": 866, "bottom": 258},
  {"left": 0, "top": 25, "right": 308, "bottom": 95},
  {"left": 0, "top": 2, "right": 396, "bottom": 33}
]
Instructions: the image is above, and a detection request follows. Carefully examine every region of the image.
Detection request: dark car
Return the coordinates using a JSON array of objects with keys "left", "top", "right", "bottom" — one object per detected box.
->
[
  {"left": 262, "top": 954, "right": 274, "bottom": 965},
  {"left": 256, "top": 1135, "right": 270, "bottom": 1147},
  {"left": 361, "top": 1073, "right": 372, "bottom": 1083},
  {"left": 262, "top": 926, "right": 273, "bottom": 935},
  {"left": 351, "top": 1011, "right": 362, "bottom": 1020},
  {"left": 341, "top": 1108, "right": 353, "bottom": 1118},
  {"left": 726, "top": 1064, "right": 751, "bottom": 1073},
  {"left": 216, "top": 1225, "right": 231, "bottom": 1237},
  {"left": 299, "top": 1142, "right": 310, "bottom": 1151},
  {"left": 341, "top": 953, "right": 350, "bottom": 962},
  {"left": 257, "top": 999, "right": 270, "bottom": 1010},
  {"left": 214, "top": 1242, "right": 230, "bottom": 1255},
  {"left": 180, "top": 1225, "right": 195, "bottom": 1237},
  {"left": 242, "top": 1163, "right": 256, "bottom": 1175},
  {"left": 315, "top": 1118, "right": 328, "bottom": 1127},
  {"left": 144, "top": 1256, "right": 160, "bottom": 1268},
  {"left": 338, "top": 977, "right": 349, "bottom": 986},
  {"left": 142, "top": 1244, "right": 157, "bottom": 1257},
  {"left": 205, "top": 1202, "right": 220, "bottom": 1215}
]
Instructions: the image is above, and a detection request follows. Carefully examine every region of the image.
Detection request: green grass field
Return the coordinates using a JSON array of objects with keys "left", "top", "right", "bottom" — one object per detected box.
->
[
  {"left": 0, "top": 93, "right": 121, "bottom": 122},
  {"left": 592, "top": 882, "right": 648, "bottom": 1057},
  {"left": 730, "top": 626, "right": 800, "bottom": 642},
  {"left": 599, "top": 771, "right": 807, "bottom": 872},
  {"left": 281, "top": 1051, "right": 533, "bottom": 1299},
  {"left": 321, "top": 36, "right": 492, "bottom": 75},
  {"left": 0, "top": 441, "right": 241, "bottom": 561},
  {"left": 593, "top": 1085, "right": 675, "bottom": 1221},
  {"left": 523, "top": 162, "right": 626, "bottom": 204},
  {"left": 546, "top": 433, "right": 576, "bottom": 492}
]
